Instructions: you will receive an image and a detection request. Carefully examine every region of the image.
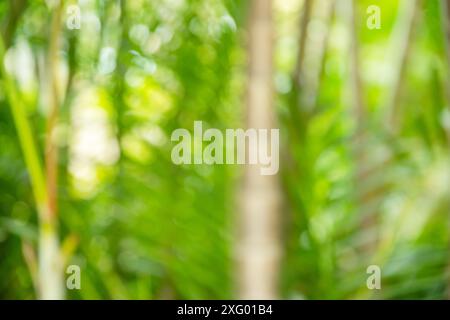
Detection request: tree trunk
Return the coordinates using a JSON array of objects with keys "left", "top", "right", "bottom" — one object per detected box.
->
[{"left": 236, "top": 0, "right": 282, "bottom": 300}]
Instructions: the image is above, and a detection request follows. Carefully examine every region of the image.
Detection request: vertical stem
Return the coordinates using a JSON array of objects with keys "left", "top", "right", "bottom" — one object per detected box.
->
[
  {"left": 1, "top": 0, "right": 28, "bottom": 47},
  {"left": 348, "top": 0, "right": 378, "bottom": 254},
  {"left": 46, "top": 0, "right": 64, "bottom": 222},
  {"left": 440, "top": 0, "right": 450, "bottom": 117},
  {"left": 293, "top": 0, "right": 313, "bottom": 91},
  {"left": 386, "top": 0, "right": 421, "bottom": 132},
  {"left": 348, "top": 0, "right": 366, "bottom": 133},
  {"left": 237, "top": 0, "right": 281, "bottom": 299},
  {"left": 439, "top": 0, "right": 450, "bottom": 299},
  {"left": 0, "top": 41, "right": 47, "bottom": 213},
  {"left": 0, "top": 19, "right": 63, "bottom": 299},
  {"left": 39, "top": 0, "right": 65, "bottom": 300},
  {"left": 348, "top": 0, "right": 367, "bottom": 204},
  {"left": 310, "top": 0, "right": 336, "bottom": 111}
]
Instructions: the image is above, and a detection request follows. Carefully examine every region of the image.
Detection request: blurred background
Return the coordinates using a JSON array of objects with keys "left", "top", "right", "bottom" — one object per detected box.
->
[{"left": 1, "top": 0, "right": 450, "bottom": 299}]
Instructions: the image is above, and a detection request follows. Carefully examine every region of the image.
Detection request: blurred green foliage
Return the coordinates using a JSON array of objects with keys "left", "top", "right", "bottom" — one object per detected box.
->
[{"left": 1, "top": 0, "right": 449, "bottom": 299}]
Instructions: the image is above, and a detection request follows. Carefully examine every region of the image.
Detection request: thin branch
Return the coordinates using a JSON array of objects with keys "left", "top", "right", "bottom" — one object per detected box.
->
[
  {"left": 386, "top": 0, "right": 421, "bottom": 133},
  {"left": 440, "top": 0, "right": 450, "bottom": 115},
  {"left": 22, "top": 240, "right": 39, "bottom": 293},
  {"left": 45, "top": 0, "right": 65, "bottom": 222},
  {"left": 293, "top": 0, "right": 313, "bottom": 91},
  {"left": 438, "top": 0, "right": 450, "bottom": 300},
  {"left": 1, "top": 0, "right": 28, "bottom": 47},
  {"left": 0, "top": 37, "right": 49, "bottom": 221},
  {"left": 347, "top": 0, "right": 380, "bottom": 261},
  {"left": 310, "top": 0, "right": 336, "bottom": 111},
  {"left": 37, "top": 0, "right": 66, "bottom": 300},
  {"left": 348, "top": 0, "right": 366, "bottom": 132}
]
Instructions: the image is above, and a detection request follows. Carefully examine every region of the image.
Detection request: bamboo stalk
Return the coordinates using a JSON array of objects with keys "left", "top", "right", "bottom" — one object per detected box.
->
[
  {"left": 39, "top": 0, "right": 65, "bottom": 300},
  {"left": 0, "top": 39, "right": 48, "bottom": 220},
  {"left": 0, "top": 28, "right": 58, "bottom": 300},
  {"left": 0, "top": 0, "right": 66, "bottom": 299}
]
